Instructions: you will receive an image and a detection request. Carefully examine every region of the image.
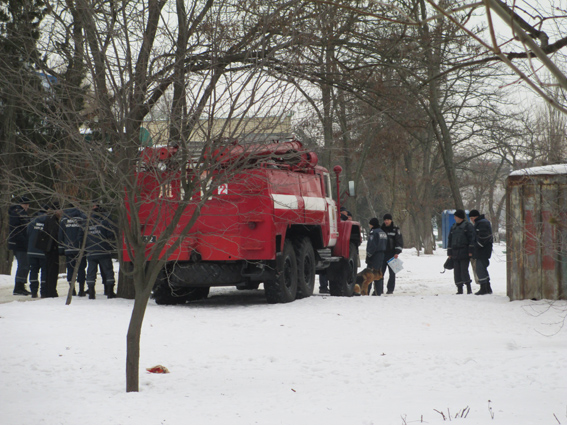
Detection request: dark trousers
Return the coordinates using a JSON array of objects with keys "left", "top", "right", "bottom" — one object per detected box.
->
[
  {"left": 453, "top": 257, "right": 471, "bottom": 286},
  {"left": 45, "top": 250, "right": 60, "bottom": 297},
  {"left": 87, "top": 257, "right": 115, "bottom": 289},
  {"left": 382, "top": 254, "right": 396, "bottom": 293},
  {"left": 475, "top": 257, "right": 490, "bottom": 283},
  {"left": 29, "top": 256, "right": 47, "bottom": 295},
  {"left": 372, "top": 279, "right": 384, "bottom": 296},
  {"left": 66, "top": 254, "right": 87, "bottom": 286},
  {"left": 319, "top": 272, "right": 328, "bottom": 289},
  {"left": 14, "top": 250, "right": 30, "bottom": 284}
]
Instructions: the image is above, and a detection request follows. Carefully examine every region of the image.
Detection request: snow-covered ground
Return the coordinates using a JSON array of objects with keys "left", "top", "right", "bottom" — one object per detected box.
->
[{"left": 1, "top": 244, "right": 566, "bottom": 425}]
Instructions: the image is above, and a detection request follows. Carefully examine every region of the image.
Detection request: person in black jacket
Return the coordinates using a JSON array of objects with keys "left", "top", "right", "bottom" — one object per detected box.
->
[
  {"left": 366, "top": 217, "right": 388, "bottom": 296},
  {"left": 86, "top": 203, "right": 117, "bottom": 299},
  {"left": 43, "top": 202, "right": 63, "bottom": 298},
  {"left": 447, "top": 209, "right": 475, "bottom": 294},
  {"left": 8, "top": 196, "right": 31, "bottom": 296},
  {"left": 468, "top": 210, "right": 493, "bottom": 295},
  {"left": 59, "top": 207, "right": 88, "bottom": 296},
  {"left": 27, "top": 206, "right": 49, "bottom": 298},
  {"left": 380, "top": 213, "right": 404, "bottom": 294}
]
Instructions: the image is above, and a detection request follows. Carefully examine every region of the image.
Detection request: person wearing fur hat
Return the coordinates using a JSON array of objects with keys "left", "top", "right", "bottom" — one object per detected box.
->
[
  {"left": 381, "top": 213, "right": 404, "bottom": 294},
  {"left": 366, "top": 218, "right": 388, "bottom": 295},
  {"left": 468, "top": 210, "right": 493, "bottom": 295},
  {"left": 447, "top": 209, "right": 475, "bottom": 294}
]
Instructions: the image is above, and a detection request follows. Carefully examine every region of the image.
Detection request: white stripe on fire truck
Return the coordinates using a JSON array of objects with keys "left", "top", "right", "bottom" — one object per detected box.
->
[
  {"left": 272, "top": 195, "right": 327, "bottom": 211},
  {"left": 272, "top": 194, "right": 299, "bottom": 210},
  {"left": 303, "top": 196, "right": 326, "bottom": 211}
]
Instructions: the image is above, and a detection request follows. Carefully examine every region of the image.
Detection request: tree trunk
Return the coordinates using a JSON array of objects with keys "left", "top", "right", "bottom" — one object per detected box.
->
[
  {"left": 126, "top": 286, "right": 152, "bottom": 392},
  {"left": 0, "top": 90, "right": 16, "bottom": 275},
  {"left": 117, "top": 261, "right": 136, "bottom": 299}
]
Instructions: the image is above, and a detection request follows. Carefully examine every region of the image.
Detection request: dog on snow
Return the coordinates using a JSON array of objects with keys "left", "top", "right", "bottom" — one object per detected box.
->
[{"left": 354, "top": 268, "right": 384, "bottom": 296}]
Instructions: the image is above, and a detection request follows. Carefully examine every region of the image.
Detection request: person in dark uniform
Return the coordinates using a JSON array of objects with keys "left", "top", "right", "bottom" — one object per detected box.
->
[
  {"left": 468, "top": 210, "right": 494, "bottom": 295},
  {"left": 59, "top": 207, "right": 88, "bottom": 296},
  {"left": 43, "top": 202, "right": 63, "bottom": 298},
  {"left": 86, "top": 202, "right": 117, "bottom": 299},
  {"left": 366, "top": 217, "right": 388, "bottom": 296},
  {"left": 380, "top": 213, "right": 404, "bottom": 294},
  {"left": 447, "top": 209, "right": 475, "bottom": 294},
  {"left": 8, "top": 196, "right": 31, "bottom": 296},
  {"left": 27, "top": 206, "right": 49, "bottom": 298}
]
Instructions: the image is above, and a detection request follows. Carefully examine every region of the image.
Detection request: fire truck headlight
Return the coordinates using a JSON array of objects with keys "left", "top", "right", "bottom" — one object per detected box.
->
[{"left": 247, "top": 222, "right": 257, "bottom": 230}]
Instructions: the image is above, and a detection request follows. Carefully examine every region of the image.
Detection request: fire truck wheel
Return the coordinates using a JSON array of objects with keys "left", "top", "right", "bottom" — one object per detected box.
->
[
  {"left": 152, "top": 268, "right": 210, "bottom": 305},
  {"left": 264, "top": 240, "right": 298, "bottom": 304},
  {"left": 152, "top": 280, "right": 185, "bottom": 305},
  {"left": 295, "top": 237, "right": 315, "bottom": 299},
  {"left": 329, "top": 242, "right": 358, "bottom": 297}
]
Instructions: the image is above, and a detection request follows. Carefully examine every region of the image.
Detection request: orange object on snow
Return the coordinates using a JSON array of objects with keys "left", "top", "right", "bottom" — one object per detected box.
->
[{"left": 146, "top": 365, "right": 169, "bottom": 373}]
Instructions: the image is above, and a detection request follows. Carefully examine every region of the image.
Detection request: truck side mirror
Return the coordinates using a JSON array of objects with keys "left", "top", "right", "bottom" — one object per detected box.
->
[{"left": 348, "top": 181, "right": 355, "bottom": 197}]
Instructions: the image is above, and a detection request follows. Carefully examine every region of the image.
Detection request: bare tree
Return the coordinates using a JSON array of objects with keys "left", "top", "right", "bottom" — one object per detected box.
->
[{"left": 1, "top": 0, "right": 307, "bottom": 393}]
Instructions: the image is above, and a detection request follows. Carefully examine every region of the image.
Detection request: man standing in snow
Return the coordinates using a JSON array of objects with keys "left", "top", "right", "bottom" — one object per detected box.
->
[
  {"left": 366, "top": 217, "right": 388, "bottom": 296},
  {"left": 86, "top": 202, "right": 117, "bottom": 299},
  {"left": 27, "top": 206, "right": 49, "bottom": 298},
  {"left": 60, "top": 206, "right": 88, "bottom": 296},
  {"left": 43, "top": 202, "right": 63, "bottom": 298},
  {"left": 468, "top": 210, "right": 493, "bottom": 295},
  {"left": 8, "top": 196, "right": 31, "bottom": 296},
  {"left": 447, "top": 209, "right": 475, "bottom": 294},
  {"left": 380, "top": 213, "right": 404, "bottom": 294}
]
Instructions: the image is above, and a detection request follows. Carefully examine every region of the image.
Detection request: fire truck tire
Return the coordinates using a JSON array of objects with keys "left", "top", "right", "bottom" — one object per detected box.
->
[
  {"left": 152, "top": 278, "right": 185, "bottom": 305},
  {"left": 264, "top": 240, "right": 298, "bottom": 304},
  {"left": 152, "top": 269, "right": 210, "bottom": 305},
  {"left": 329, "top": 242, "right": 358, "bottom": 297},
  {"left": 294, "top": 237, "right": 315, "bottom": 299}
]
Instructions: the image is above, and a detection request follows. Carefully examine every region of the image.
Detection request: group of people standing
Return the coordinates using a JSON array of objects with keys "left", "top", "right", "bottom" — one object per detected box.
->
[
  {"left": 365, "top": 214, "right": 404, "bottom": 296},
  {"left": 8, "top": 196, "right": 117, "bottom": 300},
  {"left": 319, "top": 210, "right": 405, "bottom": 296},
  {"left": 447, "top": 209, "right": 494, "bottom": 295}
]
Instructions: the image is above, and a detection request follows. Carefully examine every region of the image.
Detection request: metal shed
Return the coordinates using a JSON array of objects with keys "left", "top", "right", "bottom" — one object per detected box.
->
[{"left": 506, "top": 164, "right": 567, "bottom": 300}]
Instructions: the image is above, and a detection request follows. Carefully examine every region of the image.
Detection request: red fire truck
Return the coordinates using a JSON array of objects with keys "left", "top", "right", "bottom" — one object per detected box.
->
[{"left": 124, "top": 140, "right": 361, "bottom": 304}]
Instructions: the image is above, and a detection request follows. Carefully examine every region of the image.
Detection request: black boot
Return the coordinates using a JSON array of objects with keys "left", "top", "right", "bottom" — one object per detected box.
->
[
  {"left": 456, "top": 284, "right": 464, "bottom": 294},
  {"left": 106, "top": 285, "right": 116, "bottom": 299},
  {"left": 13, "top": 282, "right": 31, "bottom": 296},
  {"left": 475, "top": 283, "right": 487, "bottom": 295},
  {"left": 78, "top": 282, "right": 86, "bottom": 297},
  {"left": 486, "top": 281, "right": 493, "bottom": 294},
  {"left": 465, "top": 281, "right": 472, "bottom": 294},
  {"left": 88, "top": 285, "right": 96, "bottom": 299}
]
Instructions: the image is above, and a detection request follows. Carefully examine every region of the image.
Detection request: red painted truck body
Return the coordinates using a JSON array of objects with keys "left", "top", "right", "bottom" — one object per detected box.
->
[{"left": 124, "top": 140, "right": 361, "bottom": 304}]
